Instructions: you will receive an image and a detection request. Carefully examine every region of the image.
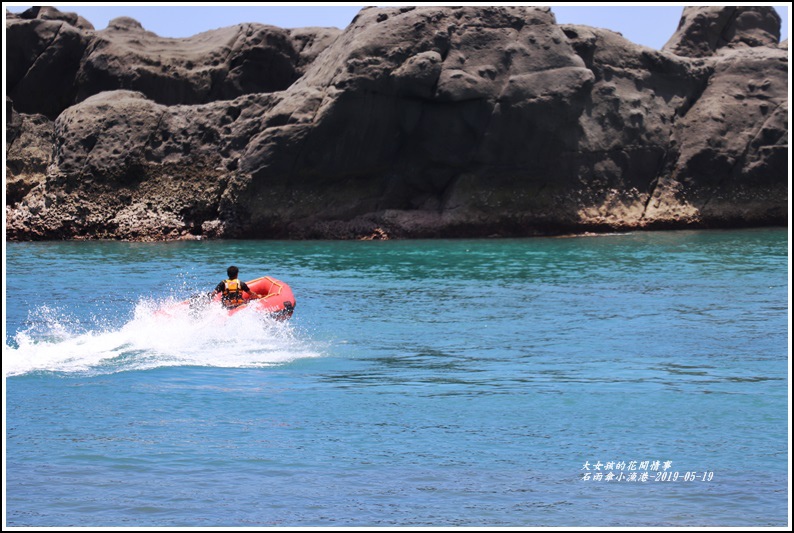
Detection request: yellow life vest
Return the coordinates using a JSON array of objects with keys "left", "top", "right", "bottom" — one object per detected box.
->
[{"left": 222, "top": 278, "right": 245, "bottom": 306}]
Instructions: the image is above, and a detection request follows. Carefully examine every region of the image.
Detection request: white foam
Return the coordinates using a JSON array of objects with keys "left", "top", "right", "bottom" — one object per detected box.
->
[{"left": 5, "top": 299, "right": 320, "bottom": 377}]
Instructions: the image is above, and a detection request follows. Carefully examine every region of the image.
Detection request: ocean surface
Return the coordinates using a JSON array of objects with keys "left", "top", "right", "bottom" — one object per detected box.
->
[{"left": 3, "top": 229, "right": 790, "bottom": 527}]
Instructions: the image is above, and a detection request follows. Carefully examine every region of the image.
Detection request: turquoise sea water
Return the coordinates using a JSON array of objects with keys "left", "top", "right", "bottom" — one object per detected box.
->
[{"left": 3, "top": 229, "right": 790, "bottom": 527}]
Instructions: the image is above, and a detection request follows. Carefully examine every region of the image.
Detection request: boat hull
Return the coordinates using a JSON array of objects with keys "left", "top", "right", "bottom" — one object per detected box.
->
[
  {"left": 158, "top": 276, "right": 296, "bottom": 320},
  {"left": 217, "top": 276, "right": 296, "bottom": 319}
]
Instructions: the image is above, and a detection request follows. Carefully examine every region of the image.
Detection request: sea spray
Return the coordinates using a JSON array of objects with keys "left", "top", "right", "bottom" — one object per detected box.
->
[{"left": 5, "top": 298, "right": 320, "bottom": 377}]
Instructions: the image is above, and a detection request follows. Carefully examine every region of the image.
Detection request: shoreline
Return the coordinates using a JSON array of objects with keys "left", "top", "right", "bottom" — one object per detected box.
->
[{"left": 5, "top": 222, "right": 787, "bottom": 244}]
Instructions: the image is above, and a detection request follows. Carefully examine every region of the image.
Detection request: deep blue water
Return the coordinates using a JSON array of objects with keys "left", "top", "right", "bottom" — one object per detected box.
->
[{"left": 3, "top": 229, "right": 790, "bottom": 527}]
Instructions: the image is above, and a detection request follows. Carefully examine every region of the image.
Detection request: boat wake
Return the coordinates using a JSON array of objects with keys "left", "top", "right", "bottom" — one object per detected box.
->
[{"left": 5, "top": 299, "right": 320, "bottom": 377}]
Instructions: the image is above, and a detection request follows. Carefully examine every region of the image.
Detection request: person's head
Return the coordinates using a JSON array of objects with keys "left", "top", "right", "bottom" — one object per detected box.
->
[{"left": 227, "top": 266, "right": 239, "bottom": 279}]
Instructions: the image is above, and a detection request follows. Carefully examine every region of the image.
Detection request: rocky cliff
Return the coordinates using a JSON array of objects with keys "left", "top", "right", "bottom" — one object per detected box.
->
[{"left": 5, "top": 5, "right": 788, "bottom": 240}]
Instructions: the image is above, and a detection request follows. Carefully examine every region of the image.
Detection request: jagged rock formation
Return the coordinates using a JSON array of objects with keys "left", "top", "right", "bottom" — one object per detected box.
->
[
  {"left": 663, "top": 5, "right": 781, "bottom": 57},
  {"left": 5, "top": 5, "right": 788, "bottom": 241}
]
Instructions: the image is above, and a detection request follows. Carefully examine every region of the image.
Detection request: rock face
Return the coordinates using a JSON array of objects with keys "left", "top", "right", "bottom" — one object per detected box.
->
[
  {"left": 663, "top": 6, "right": 781, "bottom": 57},
  {"left": 5, "top": 5, "right": 788, "bottom": 241}
]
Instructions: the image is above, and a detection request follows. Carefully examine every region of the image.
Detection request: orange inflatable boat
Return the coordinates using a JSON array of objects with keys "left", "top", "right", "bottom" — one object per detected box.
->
[
  {"left": 219, "top": 276, "right": 296, "bottom": 319},
  {"left": 158, "top": 276, "right": 296, "bottom": 320}
]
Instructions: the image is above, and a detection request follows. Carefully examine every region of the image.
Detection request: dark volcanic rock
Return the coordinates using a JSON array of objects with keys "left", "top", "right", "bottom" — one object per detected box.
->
[
  {"left": 8, "top": 90, "right": 250, "bottom": 240},
  {"left": 663, "top": 6, "right": 781, "bottom": 57},
  {"left": 9, "top": 6, "right": 94, "bottom": 30},
  {"left": 288, "top": 27, "right": 344, "bottom": 73},
  {"left": 5, "top": 5, "right": 788, "bottom": 241},
  {"left": 75, "top": 20, "right": 300, "bottom": 107},
  {"left": 6, "top": 98, "right": 54, "bottom": 206},
  {"left": 657, "top": 46, "right": 788, "bottom": 225},
  {"left": 6, "top": 6, "right": 342, "bottom": 117},
  {"left": 6, "top": 10, "right": 91, "bottom": 118}
]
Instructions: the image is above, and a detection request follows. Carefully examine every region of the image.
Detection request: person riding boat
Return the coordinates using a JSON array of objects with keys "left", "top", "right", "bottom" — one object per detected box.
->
[{"left": 210, "top": 266, "right": 261, "bottom": 308}]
